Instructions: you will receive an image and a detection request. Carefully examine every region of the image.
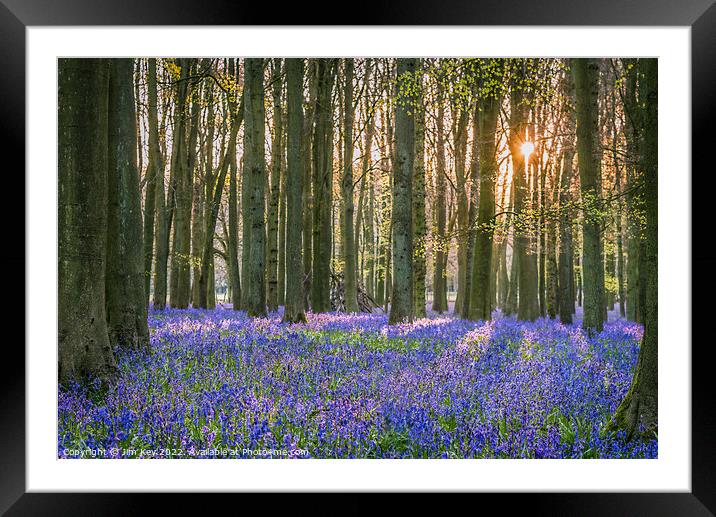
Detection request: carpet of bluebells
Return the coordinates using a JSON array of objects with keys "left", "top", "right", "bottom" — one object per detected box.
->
[{"left": 58, "top": 307, "right": 657, "bottom": 459}]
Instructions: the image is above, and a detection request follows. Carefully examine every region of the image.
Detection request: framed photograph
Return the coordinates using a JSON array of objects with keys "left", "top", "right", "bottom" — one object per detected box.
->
[{"left": 6, "top": 0, "right": 715, "bottom": 512}]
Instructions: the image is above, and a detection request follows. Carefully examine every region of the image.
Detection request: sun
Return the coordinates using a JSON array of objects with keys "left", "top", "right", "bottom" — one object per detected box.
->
[{"left": 521, "top": 141, "right": 535, "bottom": 158}]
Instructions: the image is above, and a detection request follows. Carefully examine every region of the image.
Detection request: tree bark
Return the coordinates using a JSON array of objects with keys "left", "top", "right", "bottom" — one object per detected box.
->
[
  {"left": 169, "top": 58, "right": 192, "bottom": 308},
  {"left": 462, "top": 101, "right": 479, "bottom": 320},
  {"left": 389, "top": 58, "right": 416, "bottom": 324},
  {"left": 572, "top": 58, "right": 606, "bottom": 334},
  {"left": 611, "top": 84, "right": 627, "bottom": 318},
  {"left": 151, "top": 65, "right": 171, "bottom": 311},
  {"left": 278, "top": 133, "right": 287, "bottom": 307},
  {"left": 228, "top": 144, "right": 242, "bottom": 308},
  {"left": 267, "top": 59, "right": 283, "bottom": 312},
  {"left": 558, "top": 69, "right": 577, "bottom": 324},
  {"left": 244, "top": 58, "right": 267, "bottom": 317},
  {"left": 106, "top": 58, "right": 150, "bottom": 350},
  {"left": 58, "top": 58, "right": 117, "bottom": 383},
  {"left": 412, "top": 61, "right": 427, "bottom": 318},
  {"left": 226, "top": 59, "right": 242, "bottom": 309},
  {"left": 623, "top": 59, "right": 642, "bottom": 323},
  {"left": 284, "top": 58, "right": 308, "bottom": 323},
  {"left": 302, "top": 60, "right": 317, "bottom": 311},
  {"left": 452, "top": 107, "right": 469, "bottom": 316},
  {"left": 510, "top": 61, "right": 539, "bottom": 321},
  {"left": 469, "top": 70, "right": 502, "bottom": 321},
  {"left": 342, "top": 58, "right": 359, "bottom": 313},
  {"left": 610, "top": 58, "right": 657, "bottom": 439},
  {"left": 141, "top": 59, "right": 158, "bottom": 306},
  {"left": 311, "top": 59, "right": 337, "bottom": 313},
  {"left": 357, "top": 65, "right": 376, "bottom": 300},
  {"left": 432, "top": 84, "right": 449, "bottom": 313}
]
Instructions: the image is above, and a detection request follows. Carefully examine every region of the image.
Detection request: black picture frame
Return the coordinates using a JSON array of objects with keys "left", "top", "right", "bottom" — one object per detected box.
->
[{"left": 4, "top": 0, "right": 715, "bottom": 512}]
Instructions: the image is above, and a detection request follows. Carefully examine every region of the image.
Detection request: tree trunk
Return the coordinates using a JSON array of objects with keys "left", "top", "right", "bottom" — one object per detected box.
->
[
  {"left": 411, "top": 61, "right": 427, "bottom": 318},
  {"left": 311, "top": 59, "right": 337, "bottom": 313},
  {"left": 142, "top": 60, "right": 158, "bottom": 305},
  {"left": 503, "top": 176, "right": 518, "bottom": 317},
  {"left": 106, "top": 58, "right": 150, "bottom": 350},
  {"left": 169, "top": 58, "right": 192, "bottom": 308},
  {"left": 498, "top": 236, "right": 508, "bottom": 310},
  {"left": 197, "top": 95, "right": 242, "bottom": 308},
  {"left": 452, "top": 108, "right": 469, "bottom": 316},
  {"left": 612, "top": 86, "right": 627, "bottom": 318},
  {"left": 58, "top": 58, "right": 117, "bottom": 383},
  {"left": 558, "top": 153, "right": 576, "bottom": 325},
  {"left": 610, "top": 58, "right": 657, "bottom": 439},
  {"left": 226, "top": 60, "right": 242, "bottom": 309},
  {"left": 558, "top": 70, "right": 577, "bottom": 324},
  {"left": 302, "top": 60, "right": 317, "bottom": 311},
  {"left": 537, "top": 128, "right": 548, "bottom": 318},
  {"left": 191, "top": 80, "right": 211, "bottom": 307},
  {"left": 182, "top": 61, "right": 201, "bottom": 307},
  {"left": 545, "top": 173, "right": 559, "bottom": 320},
  {"left": 432, "top": 86, "right": 449, "bottom": 313},
  {"left": 228, "top": 139, "right": 242, "bottom": 309},
  {"left": 267, "top": 59, "right": 283, "bottom": 312},
  {"left": 284, "top": 58, "right": 308, "bottom": 323},
  {"left": 356, "top": 66, "right": 376, "bottom": 300},
  {"left": 623, "top": 59, "right": 642, "bottom": 323},
  {"left": 244, "top": 58, "right": 267, "bottom": 317},
  {"left": 278, "top": 136, "right": 287, "bottom": 307},
  {"left": 461, "top": 103, "right": 479, "bottom": 320},
  {"left": 389, "top": 58, "right": 416, "bottom": 324},
  {"left": 572, "top": 58, "right": 606, "bottom": 334},
  {"left": 240, "top": 63, "right": 253, "bottom": 311},
  {"left": 152, "top": 63, "right": 172, "bottom": 311},
  {"left": 510, "top": 63, "right": 539, "bottom": 321},
  {"left": 469, "top": 73, "right": 502, "bottom": 321},
  {"left": 367, "top": 164, "right": 376, "bottom": 299},
  {"left": 342, "top": 58, "right": 359, "bottom": 313},
  {"left": 240, "top": 151, "right": 251, "bottom": 310}
]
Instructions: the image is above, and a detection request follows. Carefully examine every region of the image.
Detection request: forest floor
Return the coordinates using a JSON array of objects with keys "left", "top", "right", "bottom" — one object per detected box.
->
[{"left": 58, "top": 305, "right": 657, "bottom": 459}]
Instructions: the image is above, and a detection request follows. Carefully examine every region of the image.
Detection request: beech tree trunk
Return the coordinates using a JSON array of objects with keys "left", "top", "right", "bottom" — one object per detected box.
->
[
  {"left": 510, "top": 62, "right": 539, "bottom": 321},
  {"left": 469, "top": 72, "right": 502, "bottom": 321},
  {"left": 412, "top": 61, "right": 427, "bottom": 318},
  {"left": 267, "top": 59, "right": 283, "bottom": 312},
  {"left": 452, "top": 107, "right": 469, "bottom": 316},
  {"left": 623, "top": 59, "right": 642, "bottom": 323},
  {"left": 244, "top": 58, "right": 267, "bottom": 317},
  {"left": 461, "top": 101, "right": 479, "bottom": 320},
  {"left": 432, "top": 86, "right": 449, "bottom": 313},
  {"left": 169, "top": 58, "right": 192, "bottom": 308},
  {"left": 58, "top": 58, "right": 117, "bottom": 383},
  {"left": 545, "top": 185, "right": 559, "bottom": 320},
  {"left": 342, "top": 58, "right": 359, "bottom": 313},
  {"left": 191, "top": 79, "right": 211, "bottom": 307},
  {"left": 389, "top": 58, "right": 416, "bottom": 324},
  {"left": 610, "top": 58, "right": 657, "bottom": 439},
  {"left": 284, "top": 58, "right": 307, "bottom": 323},
  {"left": 558, "top": 70, "right": 577, "bottom": 324},
  {"left": 302, "top": 60, "right": 317, "bottom": 311},
  {"left": 572, "top": 58, "right": 606, "bottom": 334},
  {"left": 611, "top": 86, "right": 627, "bottom": 318},
  {"left": 144, "top": 59, "right": 163, "bottom": 306},
  {"left": 227, "top": 59, "right": 242, "bottom": 309},
  {"left": 311, "top": 59, "right": 337, "bottom": 313},
  {"left": 105, "top": 58, "right": 150, "bottom": 350}
]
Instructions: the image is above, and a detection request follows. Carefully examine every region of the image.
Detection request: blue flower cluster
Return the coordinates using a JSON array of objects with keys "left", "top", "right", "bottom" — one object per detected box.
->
[{"left": 58, "top": 308, "right": 657, "bottom": 459}]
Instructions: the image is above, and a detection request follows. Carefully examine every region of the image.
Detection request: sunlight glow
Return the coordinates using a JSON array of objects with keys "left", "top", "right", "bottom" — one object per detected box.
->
[{"left": 521, "top": 141, "right": 535, "bottom": 158}]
